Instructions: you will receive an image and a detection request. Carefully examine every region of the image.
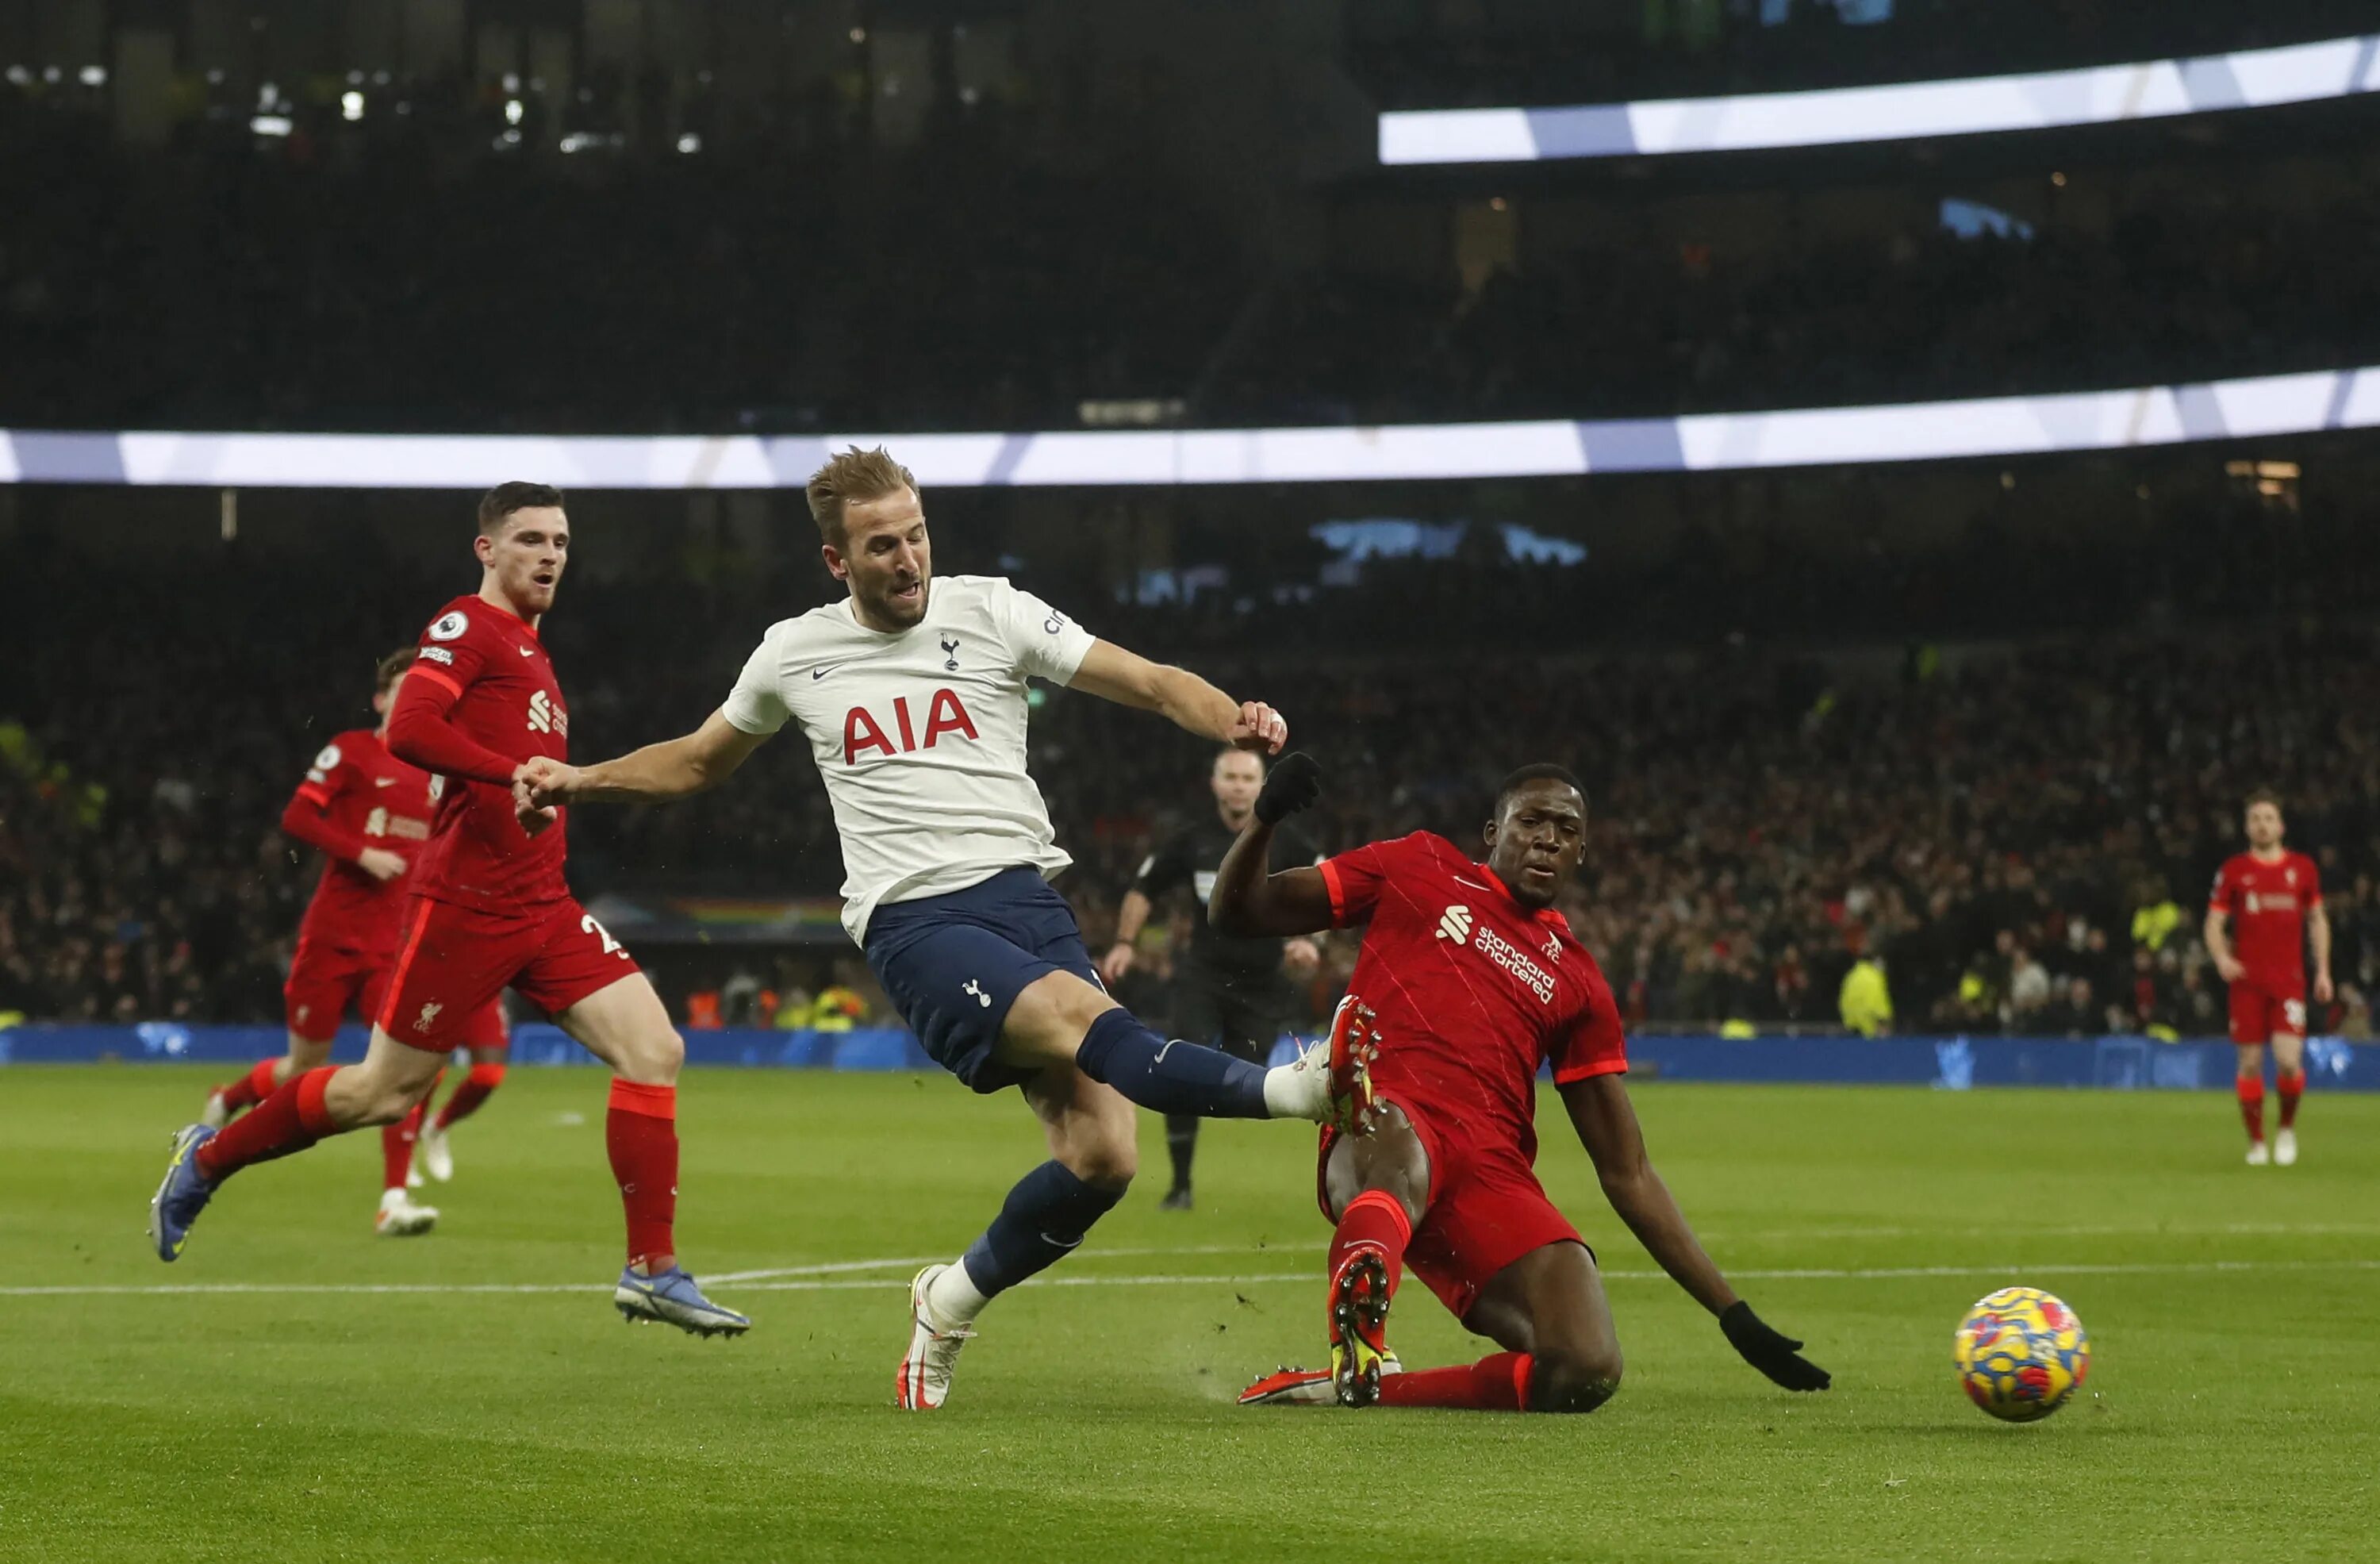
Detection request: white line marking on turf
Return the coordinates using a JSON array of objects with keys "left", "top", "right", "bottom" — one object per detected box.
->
[
  {"left": 5, "top": 1257, "right": 2374, "bottom": 1300},
  {"left": 707, "top": 1244, "right": 1267, "bottom": 1284}
]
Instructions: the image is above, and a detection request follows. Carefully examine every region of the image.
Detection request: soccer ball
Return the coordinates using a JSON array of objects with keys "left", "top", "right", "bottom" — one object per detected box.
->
[{"left": 1953, "top": 1286, "right": 2090, "bottom": 1423}]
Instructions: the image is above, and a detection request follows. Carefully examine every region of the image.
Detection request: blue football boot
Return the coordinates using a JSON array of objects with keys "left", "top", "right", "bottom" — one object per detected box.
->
[
  {"left": 148, "top": 1124, "right": 219, "bottom": 1262},
  {"left": 613, "top": 1266, "right": 750, "bottom": 1337}
]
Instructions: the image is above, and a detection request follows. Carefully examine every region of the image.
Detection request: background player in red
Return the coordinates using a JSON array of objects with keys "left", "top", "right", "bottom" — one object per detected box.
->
[
  {"left": 1211, "top": 755, "right": 1829, "bottom": 1411},
  {"left": 2205, "top": 790, "right": 2332, "bottom": 1166},
  {"left": 194, "top": 648, "right": 507, "bottom": 1236},
  {"left": 149, "top": 483, "right": 747, "bottom": 1336}
]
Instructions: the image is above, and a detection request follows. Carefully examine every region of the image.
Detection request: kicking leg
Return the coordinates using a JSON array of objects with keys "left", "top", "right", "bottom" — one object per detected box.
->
[
  {"left": 1319, "top": 1105, "right": 1431, "bottom": 1405},
  {"left": 204, "top": 1031, "right": 332, "bottom": 1128},
  {"left": 1000, "top": 970, "right": 1360, "bottom": 1124},
  {"left": 152, "top": 1030, "right": 443, "bottom": 1260},
  {"left": 555, "top": 973, "right": 745, "bottom": 1336},
  {"left": 374, "top": 1067, "right": 445, "bottom": 1235},
  {"left": 903, "top": 1065, "right": 1134, "bottom": 1409}
]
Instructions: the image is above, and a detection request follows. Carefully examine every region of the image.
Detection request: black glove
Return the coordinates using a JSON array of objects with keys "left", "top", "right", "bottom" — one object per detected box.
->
[
  {"left": 1255, "top": 751, "right": 1322, "bottom": 824},
  {"left": 1721, "top": 1301, "right": 1832, "bottom": 1391}
]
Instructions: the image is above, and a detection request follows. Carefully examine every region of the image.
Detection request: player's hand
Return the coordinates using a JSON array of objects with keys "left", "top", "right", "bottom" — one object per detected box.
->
[
  {"left": 1720, "top": 1301, "right": 1831, "bottom": 1392},
  {"left": 1098, "top": 941, "right": 1137, "bottom": 986},
  {"left": 357, "top": 848, "right": 408, "bottom": 882},
  {"left": 2315, "top": 972, "right": 2336, "bottom": 1005},
  {"left": 1255, "top": 751, "right": 1321, "bottom": 824},
  {"left": 2213, "top": 953, "right": 2247, "bottom": 984},
  {"left": 1281, "top": 936, "right": 1322, "bottom": 979},
  {"left": 516, "top": 755, "right": 578, "bottom": 808},
  {"left": 513, "top": 782, "right": 559, "bottom": 836},
  {"left": 1228, "top": 700, "right": 1288, "bottom": 755}
]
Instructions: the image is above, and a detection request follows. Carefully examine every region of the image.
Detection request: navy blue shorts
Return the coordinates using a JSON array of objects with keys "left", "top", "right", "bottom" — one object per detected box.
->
[{"left": 862, "top": 867, "right": 1102, "bottom": 1093}]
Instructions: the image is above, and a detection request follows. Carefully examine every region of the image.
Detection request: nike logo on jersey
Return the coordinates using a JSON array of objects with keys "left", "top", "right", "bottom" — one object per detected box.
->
[
  {"left": 1453, "top": 876, "right": 1490, "bottom": 892},
  {"left": 812, "top": 666, "right": 839, "bottom": 681},
  {"left": 374, "top": 777, "right": 397, "bottom": 787},
  {"left": 517, "top": 645, "right": 537, "bottom": 658}
]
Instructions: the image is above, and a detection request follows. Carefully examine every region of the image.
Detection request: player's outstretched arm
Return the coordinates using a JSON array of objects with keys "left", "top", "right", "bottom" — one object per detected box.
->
[
  {"left": 1207, "top": 753, "right": 1334, "bottom": 938},
  {"left": 1065, "top": 640, "right": 1285, "bottom": 751},
  {"left": 520, "top": 709, "right": 769, "bottom": 815},
  {"left": 1560, "top": 1074, "right": 1831, "bottom": 1392}
]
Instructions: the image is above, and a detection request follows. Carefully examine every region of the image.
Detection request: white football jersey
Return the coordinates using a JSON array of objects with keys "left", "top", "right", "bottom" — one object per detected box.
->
[{"left": 721, "top": 574, "right": 1096, "bottom": 943}]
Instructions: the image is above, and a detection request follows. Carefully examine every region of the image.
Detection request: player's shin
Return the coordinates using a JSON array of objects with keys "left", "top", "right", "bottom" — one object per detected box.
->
[
  {"left": 2277, "top": 1069, "right": 2305, "bottom": 1128},
  {"left": 1375, "top": 1352, "right": 1535, "bottom": 1412},
  {"left": 382, "top": 1101, "right": 426, "bottom": 1191},
  {"left": 1073, "top": 1009, "right": 1272, "bottom": 1118},
  {"left": 436, "top": 1062, "right": 506, "bottom": 1129},
  {"left": 926, "top": 1160, "right": 1125, "bottom": 1329},
  {"left": 2236, "top": 1074, "right": 2267, "bottom": 1143},
  {"left": 605, "top": 1079, "right": 679, "bottom": 1272},
  {"left": 194, "top": 1066, "right": 344, "bottom": 1180}
]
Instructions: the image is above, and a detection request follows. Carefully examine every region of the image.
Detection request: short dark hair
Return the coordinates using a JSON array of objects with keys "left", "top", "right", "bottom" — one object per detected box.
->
[
  {"left": 478, "top": 481, "right": 565, "bottom": 536},
  {"left": 807, "top": 446, "right": 918, "bottom": 547},
  {"left": 2245, "top": 788, "right": 2282, "bottom": 813},
  {"left": 374, "top": 648, "right": 416, "bottom": 691},
  {"left": 1497, "top": 763, "right": 1584, "bottom": 813}
]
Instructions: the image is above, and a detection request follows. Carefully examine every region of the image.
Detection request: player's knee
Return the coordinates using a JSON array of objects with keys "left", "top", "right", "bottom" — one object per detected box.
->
[
  {"left": 1060, "top": 1124, "right": 1138, "bottom": 1188},
  {"left": 612, "top": 1025, "right": 685, "bottom": 1086},
  {"left": 1529, "top": 1347, "right": 1622, "bottom": 1415}
]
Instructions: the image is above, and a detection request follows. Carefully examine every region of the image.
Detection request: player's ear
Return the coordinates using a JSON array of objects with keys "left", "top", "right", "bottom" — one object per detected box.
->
[
  {"left": 473, "top": 532, "right": 494, "bottom": 567},
  {"left": 821, "top": 543, "right": 849, "bottom": 582}
]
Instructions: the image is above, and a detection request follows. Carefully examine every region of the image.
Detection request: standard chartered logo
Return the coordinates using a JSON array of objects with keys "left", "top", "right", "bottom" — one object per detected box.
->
[
  {"left": 1439, "top": 903, "right": 1555, "bottom": 1003},
  {"left": 1436, "top": 905, "right": 1474, "bottom": 943}
]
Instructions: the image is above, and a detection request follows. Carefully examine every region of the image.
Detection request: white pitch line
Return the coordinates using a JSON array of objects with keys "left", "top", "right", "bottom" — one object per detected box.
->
[
  {"left": 4, "top": 1257, "right": 2374, "bottom": 1300},
  {"left": 707, "top": 1244, "right": 1270, "bottom": 1285}
]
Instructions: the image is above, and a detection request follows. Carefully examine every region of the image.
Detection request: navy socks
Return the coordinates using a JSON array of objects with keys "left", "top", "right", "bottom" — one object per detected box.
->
[
  {"left": 1073, "top": 1008, "right": 1272, "bottom": 1119},
  {"left": 958, "top": 1159, "right": 1126, "bottom": 1299}
]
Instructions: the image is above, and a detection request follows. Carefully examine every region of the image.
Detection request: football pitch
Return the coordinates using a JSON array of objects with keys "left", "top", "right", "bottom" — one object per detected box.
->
[{"left": 2, "top": 1068, "right": 2374, "bottom": 1563}]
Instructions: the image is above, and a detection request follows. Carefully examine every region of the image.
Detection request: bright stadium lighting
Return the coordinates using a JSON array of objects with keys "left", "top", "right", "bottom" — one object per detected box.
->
[
  {"left": 1380, "top": 33, "right": 2380, "bottom": 163},
  {"left": 248, "top": 114, "right": 292, "bottom": 137},
  {"left": 341, "top": 91, "right": 363, "bottom": 121},
  {"left": 677, "top": 133, "right": 701, "bottom": 154},
  {"left": 4, "top": 67, "right": 29, "bottom": 86},
  {"left": 6, "top": 365, "right": 2375, "bottom": 490},
  {"left": 79, "top": 66, "right": 105, "bottom": 86},
  {"left": 505, "top": 98, "right": 524, "bottom": 125}
]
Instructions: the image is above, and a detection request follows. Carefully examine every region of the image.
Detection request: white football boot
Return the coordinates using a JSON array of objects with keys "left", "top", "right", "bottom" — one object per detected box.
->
[
  {"left": 896, "top": 1264, "right": 977, "bottom": 1410},
  {"left": 2244, "top": 1139, "right": 2271, "bottom": 1166},
  {"left": 374, "top": 1188, "right": 440, "bottom": 1236},
  {"left": 2274, "top": 1128, "right": 2298, "bottom": 1166},
  {"left": 198, "top": 1090, "right": 232, "bottom": 1130}
]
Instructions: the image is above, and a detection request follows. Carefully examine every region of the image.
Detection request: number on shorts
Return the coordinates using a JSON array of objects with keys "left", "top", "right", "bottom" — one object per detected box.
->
[
  {"left": 2283, "top": 998, "right": 2306, "bottom": 1033},
  {"left": 581, "top": 913, "right": 628, "bottom": 959}
]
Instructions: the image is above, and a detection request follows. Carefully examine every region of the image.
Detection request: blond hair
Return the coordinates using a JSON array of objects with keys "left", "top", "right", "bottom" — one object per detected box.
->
[{"left": 807, "top": 446, "right": 918, "bottom": 546}]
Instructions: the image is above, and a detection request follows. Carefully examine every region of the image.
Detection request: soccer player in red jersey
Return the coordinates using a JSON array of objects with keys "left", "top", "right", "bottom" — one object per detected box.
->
[
  {"left": 1212, "top": 755, "right": 1829, "bottom": 1411},
  {"left": 149, "top": 483, "right": 747, "bottom": 1336},
  {"left": 2205, "top": 790, "right": 2332, "bottom": 1167},
  {"left": 199, "top": 648, "right": 509, "bottom": 1237}
]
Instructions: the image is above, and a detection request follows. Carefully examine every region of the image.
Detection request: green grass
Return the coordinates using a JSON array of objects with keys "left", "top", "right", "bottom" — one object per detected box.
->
[{"left": 2, "top": 1068, "right": 2376, "bottom": 1562}]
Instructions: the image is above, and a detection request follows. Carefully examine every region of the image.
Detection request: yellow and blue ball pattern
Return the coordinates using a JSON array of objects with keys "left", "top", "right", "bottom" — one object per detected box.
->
[{"left": 1954, "top": 1286, "right": 2090, "bottom": 1423}]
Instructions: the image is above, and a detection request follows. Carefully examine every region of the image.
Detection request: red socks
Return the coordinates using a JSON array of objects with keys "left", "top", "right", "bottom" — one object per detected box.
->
[
  {"left": 2236, "top": 1075, "right": 2267, "bottom": 1143},
  {"left": 380, "top": 1094, "right": 432, "bottom": 1193},
  {"left": 1328, "top": 1189, "right": 1411, "bottom": 1303},
  {"left": 606, "top": 1080, "right": 679, "bottom": 1270},
  {"left": 198, "top": 1066, "right": 341, "bottom": 1179},
  {"left": 216, "top": 1057, "right": 285, "bottom": 1116},
  {"left": 436, "top": 1062, "right": 507, "bottom": 1130},
  {"left": 2277, "top": 1070, "right": 2305, "bottom": 1130},
  {"left": 1378, "top": 1351, "right": 1535, "bottom": 1411}
]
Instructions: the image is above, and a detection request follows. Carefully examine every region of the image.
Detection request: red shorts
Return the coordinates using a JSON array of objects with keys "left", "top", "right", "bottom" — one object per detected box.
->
[
  {"left": 1318, "top": 1097, "right": 1587, "bottom": 1325},
  {"left": 283, "top": 943, "right": 393, "bottom": 1042},
  {"left": 2228, "top": 979, "right": 2308, "bottom": 1046},
  {"left": 378, "top": 894, "right": 638, "bottom": 1051},
  {"left": 286, "top": 943, "right": 509, "bottom": 1049}
]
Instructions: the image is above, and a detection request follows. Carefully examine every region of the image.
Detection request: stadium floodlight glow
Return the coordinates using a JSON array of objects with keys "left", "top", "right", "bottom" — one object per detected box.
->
[
  {"left": 341, "top": 91, "right": 363, "bottom": 121},
  {"left": 3, "top": 365, "right": 2374, "bottom": 490},
  {"left": 1379, "top": 33, "right": 2380, "bottom": 163}
]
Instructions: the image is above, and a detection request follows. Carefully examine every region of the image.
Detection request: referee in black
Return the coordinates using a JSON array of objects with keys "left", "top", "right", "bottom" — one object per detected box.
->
[{"left": 1100, "top": 748, "right": 1322, "bottom": 1209}]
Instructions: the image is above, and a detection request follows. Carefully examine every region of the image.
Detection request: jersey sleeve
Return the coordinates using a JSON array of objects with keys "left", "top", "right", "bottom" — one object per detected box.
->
[
  {"left": 989, "top": 579, "right": 1095, "bottom": 684},
  {"left": 1315, "top": 832, "right": 1433, "bottom": 928},
  {"left": 279, "top": 741, "right": 369, "bottom": 860},
  {"left": 721, "top": 624, "right": 791, "bottom": 736},
  {"left": 406, "top": 602, "right": 492, "bottom": 704},
  {"left": 1550, "top": 965, "right": 1630, "bottom": 1083},
  {"left": 2208, "top": 860, "right": 2240, "bottom": 916},
  {"left": 1129, "top": 830, "right": 1192, "bottom": 898}
]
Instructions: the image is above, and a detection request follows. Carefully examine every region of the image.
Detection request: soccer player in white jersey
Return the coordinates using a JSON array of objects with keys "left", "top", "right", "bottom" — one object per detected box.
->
[{"left": 516, "top": 447, "right": 1369, "bottom": 1408}]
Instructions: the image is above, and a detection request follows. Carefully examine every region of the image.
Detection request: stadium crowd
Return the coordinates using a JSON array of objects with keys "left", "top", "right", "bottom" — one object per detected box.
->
[
  {"left": 5, "top": 106, "right": 2376, "bottom": 433},
  {"left": 7, "top": 516, "right": 2377, "bottom": 1037}
]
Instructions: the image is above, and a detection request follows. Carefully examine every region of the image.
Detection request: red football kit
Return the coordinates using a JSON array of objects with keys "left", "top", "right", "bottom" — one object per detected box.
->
[
  {"left": 380, "top": 594, "right": 637, "bottom": 1050},
  {"left": 1315, "top": 831, "right": 1629, "bottom": 1320},
  {"left": 277, "top": 729, "right": 505, "bottom": 1049},
  {"left": 2209, "top": 850, "right": 2320, "bottom": 1043}
]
